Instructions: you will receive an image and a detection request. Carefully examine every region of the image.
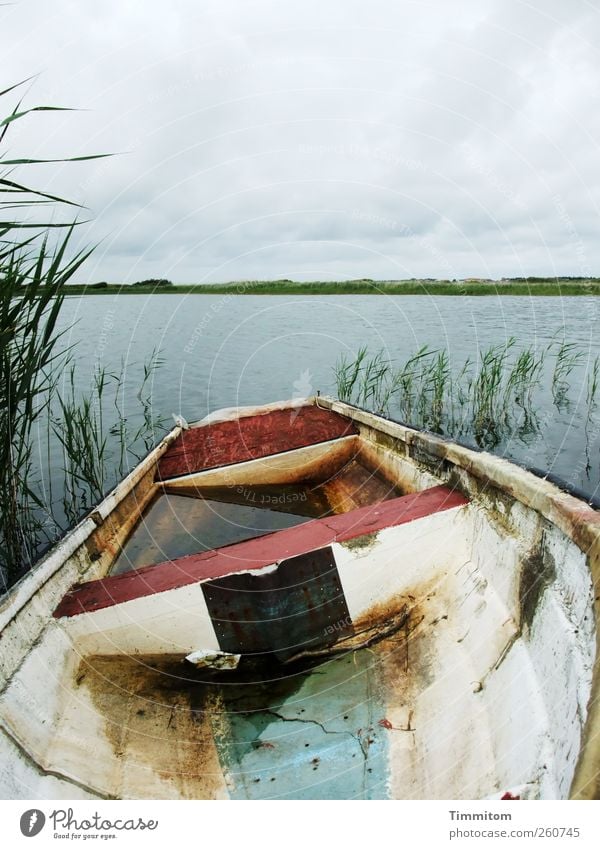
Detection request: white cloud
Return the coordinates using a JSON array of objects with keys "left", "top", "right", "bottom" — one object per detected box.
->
[{"left": 3, "top": 0, "right": 600, "bottom": 281}]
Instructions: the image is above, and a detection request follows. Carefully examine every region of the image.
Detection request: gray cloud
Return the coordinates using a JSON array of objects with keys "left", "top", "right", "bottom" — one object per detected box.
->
[{"left": 3, "top": 0, "right": 600, "bottom": 282}]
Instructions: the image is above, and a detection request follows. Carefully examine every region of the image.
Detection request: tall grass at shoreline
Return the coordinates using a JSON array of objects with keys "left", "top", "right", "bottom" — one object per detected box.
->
[
  {"left": 0, "top": 80, "right": 164, "bottom": 591},
  {"left": 63, "top": 278, "right": 600, "bottom": 296},
  {"left": 50, "top": 353, "right": 167, "bottom": 526},
  {"left": 335, "top": 339, "right": 599, "bottom": 450},
  {"left": 0, "top": 80, "right": 99, "bottom": 587}
]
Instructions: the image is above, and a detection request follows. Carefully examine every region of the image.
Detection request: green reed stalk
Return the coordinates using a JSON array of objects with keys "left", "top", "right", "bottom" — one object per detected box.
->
[
  {"left": 587, "top": 355, "right": 600, "bottom": 408},
  {"left": 0, "top": 79, "right": 107, "bottom": 588},
  {"left": 333, "top": 338, "right": 590, "bottom": 452},
  {"left": 551, "top": 341, "right": 583, "bottom": 408}
]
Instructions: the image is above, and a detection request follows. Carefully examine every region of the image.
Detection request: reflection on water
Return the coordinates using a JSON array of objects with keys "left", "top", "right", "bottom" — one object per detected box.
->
[{"left": 111, "top": 493, "right": 308, "bottom": 574}]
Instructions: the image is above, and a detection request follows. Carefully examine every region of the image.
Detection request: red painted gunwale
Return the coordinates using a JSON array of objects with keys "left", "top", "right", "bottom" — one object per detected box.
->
[
  {"left": 157, "top": 405, "right": 358, "bottom": 480},
  {"left": 54, "top": 485, "right": 468, "bottom": 618}
]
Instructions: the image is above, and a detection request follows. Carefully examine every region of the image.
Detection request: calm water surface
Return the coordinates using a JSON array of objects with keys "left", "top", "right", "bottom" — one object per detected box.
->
[{"left": 52, "top": 293, "right": 600, "bottom": 499}]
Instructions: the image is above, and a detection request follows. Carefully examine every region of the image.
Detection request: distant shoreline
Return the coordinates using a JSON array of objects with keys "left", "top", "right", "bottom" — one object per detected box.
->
[{"left": 64, "top": 278, "right": 600, "bottom": 296}]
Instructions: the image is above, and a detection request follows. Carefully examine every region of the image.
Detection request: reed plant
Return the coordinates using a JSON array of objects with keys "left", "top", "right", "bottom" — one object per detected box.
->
[
  {"left": 334, "top": 338, "right": 596, "bottom": 452},
  {"left": 1, "top": 80, "right": 165, "bottom": 591},
  {"left": 51, "top": 353, "right": 167, "bottom": 525},
  {"left": 587, "top": 355, "right": 600, "bottom": 410},
  {"left": 335, "top": 346, "right": 369, "bottom": 403},
  {"left": 0, "top": 81, "right": 97, "bottom": 586},
  {"left": 551, "top": 340, "right": 583, "bottom": 408}
]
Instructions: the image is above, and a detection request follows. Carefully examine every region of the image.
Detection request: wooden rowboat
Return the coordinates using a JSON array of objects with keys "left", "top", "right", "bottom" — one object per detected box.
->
[{"left": 0, "top": 397, "right": 598, "bottom": 800}]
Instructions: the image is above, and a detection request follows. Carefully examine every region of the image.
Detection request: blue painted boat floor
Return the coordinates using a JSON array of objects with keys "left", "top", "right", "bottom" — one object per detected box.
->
[
  {"left": 205, "top": 651, "right": 391, "bottom": 799},
  {"left": 77, "top": 627, "right": 414, "bottom": 799}
]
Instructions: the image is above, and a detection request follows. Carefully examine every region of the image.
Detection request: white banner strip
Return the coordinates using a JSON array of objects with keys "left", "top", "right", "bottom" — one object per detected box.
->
[{"left": 1, "top": 800, "right": 597, "bottom": 848}]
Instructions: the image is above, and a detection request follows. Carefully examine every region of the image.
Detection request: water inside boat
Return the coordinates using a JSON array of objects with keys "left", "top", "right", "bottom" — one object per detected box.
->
[{"left": 111, "top": 457, "right": 402, "bottom": 574}]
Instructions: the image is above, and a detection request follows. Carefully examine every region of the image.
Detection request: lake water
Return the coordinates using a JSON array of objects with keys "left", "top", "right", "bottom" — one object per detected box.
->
[{"left": 51, "top": 293, "right": 600, "bottom": 501}]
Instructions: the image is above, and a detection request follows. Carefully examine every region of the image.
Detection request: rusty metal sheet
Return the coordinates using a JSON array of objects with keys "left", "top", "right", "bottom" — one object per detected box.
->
[{"left": 202, "top": 546, "right": 352, "bottom": 660}]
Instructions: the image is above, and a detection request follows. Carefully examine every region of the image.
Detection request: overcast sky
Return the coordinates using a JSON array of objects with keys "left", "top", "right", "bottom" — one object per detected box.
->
[{"left": 3, "top": 0, "right": 600, "bottom": 282}]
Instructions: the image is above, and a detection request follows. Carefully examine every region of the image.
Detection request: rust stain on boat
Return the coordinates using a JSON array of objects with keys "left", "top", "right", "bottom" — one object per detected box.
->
[
  {"left": 519, "top": 535, "right": 556, "bottom": 633},
  {"left": 84, "top": 466, "right": 157, "bottom": 570},
  {"left": 76, "top": 655, "right": 226, "bottom": 799}
]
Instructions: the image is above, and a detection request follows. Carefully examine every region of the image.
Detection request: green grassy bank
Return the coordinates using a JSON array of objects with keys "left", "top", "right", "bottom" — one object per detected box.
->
[{"left": 66, "top": 277, "right": 600, "bottom": 296}]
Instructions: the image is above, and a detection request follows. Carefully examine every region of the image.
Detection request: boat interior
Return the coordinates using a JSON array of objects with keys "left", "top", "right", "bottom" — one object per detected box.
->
[
  {"left": 111, "top": 445, "right": 404, "bottom": 575},
  {"left": 0, "top": 398, "right": 597, "bottom": 800}
]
